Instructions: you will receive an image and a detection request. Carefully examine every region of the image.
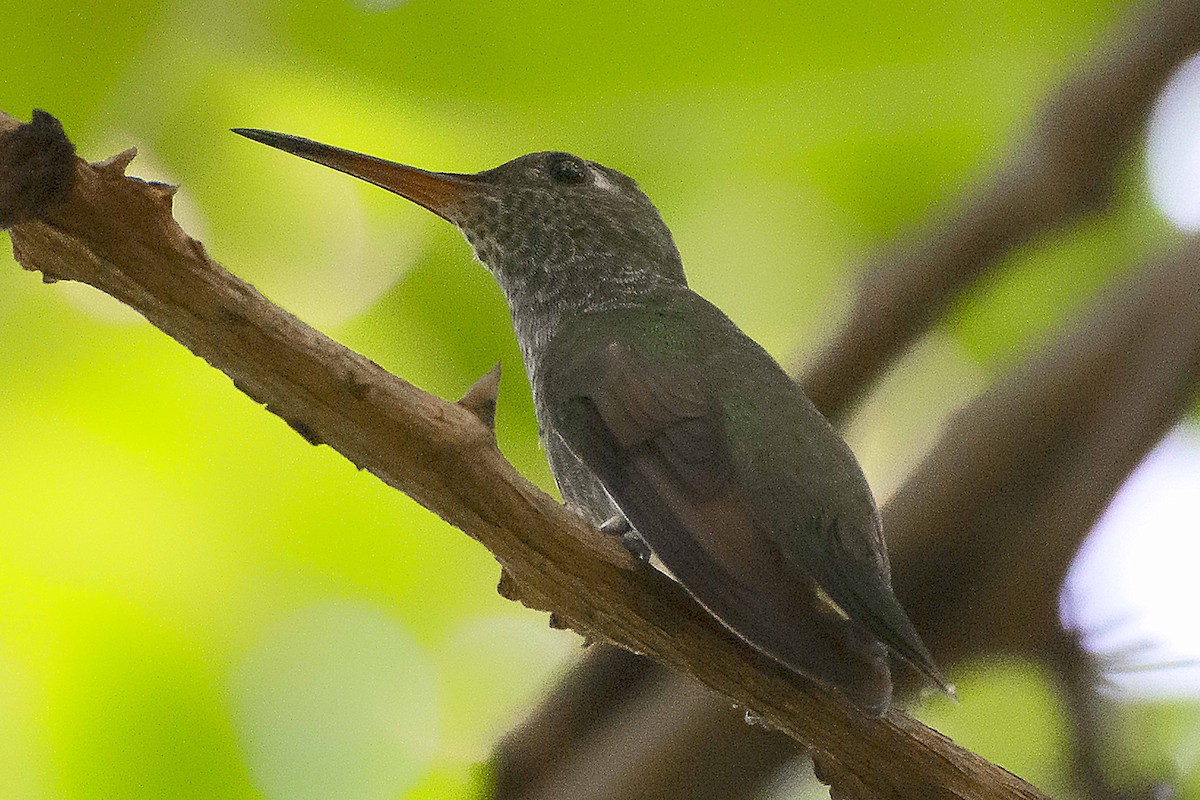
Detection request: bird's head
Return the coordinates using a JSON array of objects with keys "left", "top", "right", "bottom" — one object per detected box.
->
[{"left": 233, "top": 131, "right": 686, "bottom": 305}]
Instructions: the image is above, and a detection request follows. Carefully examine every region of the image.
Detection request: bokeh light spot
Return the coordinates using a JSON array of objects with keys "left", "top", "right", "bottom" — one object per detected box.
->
[
  {"left": 351, "top": 0, "right": 410, "bottom": 11},
  {"left": 0, "top": 654, "right": 47, "bottom": 800},
  {"left": 1147, "top": 51, "right": 1200, "bottom": 230},
  {"left": 229, "top": 601, "right": 438, "bottom": 800},
  {"left": 433, "top": 615, "right": 575, "bottom": 761},
  {"left": 1061, "top": 425, "right": 1200, "bottom": 697}
]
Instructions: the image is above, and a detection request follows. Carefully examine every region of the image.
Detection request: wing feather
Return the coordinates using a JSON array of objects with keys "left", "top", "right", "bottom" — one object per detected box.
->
[{"left": 544, "top": 325, "right": 894, "bottom": 712}]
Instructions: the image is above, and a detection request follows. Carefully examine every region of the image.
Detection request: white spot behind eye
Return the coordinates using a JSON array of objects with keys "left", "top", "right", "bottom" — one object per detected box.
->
[{"left": 590, "top": 167, "right": 616, "bottom": 191}]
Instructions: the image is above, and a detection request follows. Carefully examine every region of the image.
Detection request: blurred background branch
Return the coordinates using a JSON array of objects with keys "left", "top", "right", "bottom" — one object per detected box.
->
[
  {"left": 495, "top": 233, "right": 1200, "bottom": 800},
  {"left": 799, "top": 0, "right": 1200, "bottom": 424},
  {"left": 2, "top": 0, "right": 1199, "bottom": 798},
  {"left": 494, "top": 1, "right": 1200, "bottom": 798}
]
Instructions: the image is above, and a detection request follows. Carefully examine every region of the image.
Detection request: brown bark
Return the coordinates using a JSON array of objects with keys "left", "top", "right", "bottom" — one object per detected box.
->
[
  {"left": 495, "top": 1, "right": 1200, "bottom": 797},
  {"left": 498, "top": 235, "right": 1200, "bottom": 800},
  {"left": 1, "top": 110, "right": 1052, "bottom": 800}
]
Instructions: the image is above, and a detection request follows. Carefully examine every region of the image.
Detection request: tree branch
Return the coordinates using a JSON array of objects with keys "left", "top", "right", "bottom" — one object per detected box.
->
[
  {"left": 887, "top": 240, "right": 1200, "bottom": 666},
  {"left": 495, "top": 0, "right": 1200, "bottom": 793},
  {"left": 797, "top": 0, "right": 1200, "bottom": 424},
  {"left": 497, "top": 233, "right": 1200, "bottom": 800},
  {"left": 1045, "top": 631, "right": 1171, "bottom": 800},
  {"left": 1, "top": 111, "right": 1051, "bottom": 800}
]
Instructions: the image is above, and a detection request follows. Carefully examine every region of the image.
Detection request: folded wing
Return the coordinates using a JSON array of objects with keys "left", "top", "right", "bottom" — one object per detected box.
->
[{"left": 542, "top": 315, "right": 897, "bottom": 713}]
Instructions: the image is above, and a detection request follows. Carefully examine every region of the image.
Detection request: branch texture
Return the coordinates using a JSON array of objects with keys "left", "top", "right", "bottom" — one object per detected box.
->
[
  {"left": 496, "top": 235, "right": 1200, "bottom": 800},
  {"left": 0, "top": 111, "right": 1050, "bottom": 800}
]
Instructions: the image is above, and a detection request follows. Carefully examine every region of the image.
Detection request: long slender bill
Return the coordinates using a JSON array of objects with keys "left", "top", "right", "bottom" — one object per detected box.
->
[{"left": 232, "top": 128, "right": 480, "bottom": 220}]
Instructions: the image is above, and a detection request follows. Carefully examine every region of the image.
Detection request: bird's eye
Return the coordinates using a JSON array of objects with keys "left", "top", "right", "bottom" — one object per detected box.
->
[{"left": 549, "top": 157, "right": 588, "bottom": 185}]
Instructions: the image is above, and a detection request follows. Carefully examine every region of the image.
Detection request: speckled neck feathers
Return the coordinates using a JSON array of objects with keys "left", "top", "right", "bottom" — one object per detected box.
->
[{"left": 446, "top": 153, "right": 688, "bottom": 384}]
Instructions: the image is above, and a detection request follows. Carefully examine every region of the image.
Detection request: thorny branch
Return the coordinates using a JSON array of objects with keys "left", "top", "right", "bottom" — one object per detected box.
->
[{"left": 0, "top": 111, "right": 1050, "bottom": 800}]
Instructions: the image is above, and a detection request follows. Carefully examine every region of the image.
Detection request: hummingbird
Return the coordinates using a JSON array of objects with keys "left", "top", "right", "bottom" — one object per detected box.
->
[{"left": 233, "top": 128, "right": 951, "bottom": 715}]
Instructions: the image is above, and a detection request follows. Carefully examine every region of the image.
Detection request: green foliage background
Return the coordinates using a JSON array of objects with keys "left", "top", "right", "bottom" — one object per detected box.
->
[{"left": 2, "top": 1, "right": 1195, "bottom": 798}]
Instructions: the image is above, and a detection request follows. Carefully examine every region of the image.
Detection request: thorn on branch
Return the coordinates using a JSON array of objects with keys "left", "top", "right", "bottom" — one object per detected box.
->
[
  {"left": 812, "top": 751, "right": 874, "bottom": 800},
  {"left": 0, "top": 109, "right": 76, "bottom": 229},
  {"left": 285, "top": 418, "right": 323, "bottom": 447},
  {"left": 261, "top": 400, "right": 323, "bottom": 446},
  {"left": 93, "top": 146, "right": 176, "bottom": 212},
  {"left": 497, "top": 568, "right": 580, "bottom": 639},
  {"left": 94, "top": 147, "right": 138, "bottom": 178},
  {"left": 231, "top": 378, "right": 265, "bottom": 406},
  {"left": 497, "top": 567, "right": 520, "bottom": 600},
  {"left": 459, "top": 362, "right": 502, "bottom": 433},
  {"left": 145, "top": 181, "right": 178, "bottom": 211}
]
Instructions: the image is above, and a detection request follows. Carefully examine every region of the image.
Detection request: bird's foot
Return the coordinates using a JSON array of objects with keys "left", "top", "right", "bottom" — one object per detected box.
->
[
  {"left": 620, "top": 532, "right": 652, "bottom": 563},
  {"left": 600, "top": 514, "right": 651, "bottom": 564},
  {"left": 599, "top": 514, "right": 631, "bottom": 535}
]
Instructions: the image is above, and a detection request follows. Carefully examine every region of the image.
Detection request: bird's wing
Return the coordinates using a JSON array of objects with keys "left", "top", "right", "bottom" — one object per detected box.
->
[
  {"left": 757, "top": 482, "right": 952, "bottom": 694},
  {"left": 541, "top": 317, "right": 892, "bottom": 713}
]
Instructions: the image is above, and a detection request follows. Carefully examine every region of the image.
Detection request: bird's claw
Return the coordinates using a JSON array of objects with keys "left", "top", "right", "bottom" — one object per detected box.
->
[
  {"left": 621, "top": 531, "right": 652, "bottom": 564},
  {"left": 599, "top": 515, "right": 651, "bottom": 564},
  {"left": 599, "top": 514, "right": 632, "bottom": 535}
]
